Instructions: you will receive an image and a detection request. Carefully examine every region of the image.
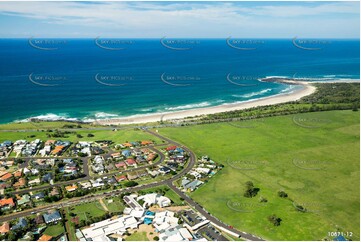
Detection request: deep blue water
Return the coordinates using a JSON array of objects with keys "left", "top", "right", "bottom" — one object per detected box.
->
[{"left": 0, "top": 38, "right": 359, "bottom": 123}]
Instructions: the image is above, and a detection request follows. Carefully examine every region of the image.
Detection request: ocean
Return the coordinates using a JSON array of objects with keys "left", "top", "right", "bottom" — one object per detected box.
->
[{"left": 0, "top": 38, "right": 359, "bottom": 124}]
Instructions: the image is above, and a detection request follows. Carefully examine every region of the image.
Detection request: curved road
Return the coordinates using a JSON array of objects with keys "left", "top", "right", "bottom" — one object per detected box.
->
[
  {"left": 145, "top": 129, "right": 263, "bottom": 241},
  {"left": 0, "top": 129, "right": 263, "bottom": 241}
]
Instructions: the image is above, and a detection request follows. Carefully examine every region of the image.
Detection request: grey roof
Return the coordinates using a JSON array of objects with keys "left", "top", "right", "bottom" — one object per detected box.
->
[
  {"left": 12, "top": 218, "right": 27, "bottom": 230},
  {"left": 43, "top": 210, "right": 62, "bottom": 224},
  {"left": 184, "top": 180, "right": 203, "bottom": 190}
]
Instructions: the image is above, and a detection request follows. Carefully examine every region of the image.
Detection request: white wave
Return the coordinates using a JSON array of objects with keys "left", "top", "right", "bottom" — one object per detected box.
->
[
  {"left": 280, "top": 85, "right": 298, "bottom": 93},
  {"left": 14, "top": 113, "right": 79, "bottom": 123},
  {"left": 165, "top": 102, "right": 211, "bottom": 111},
  {"left": 81, "top": 118, "right": 96, "bottom": 123},
  {"left": 138, "top": 108, "right": 154, "bottom": 112},
  {"left": 94, "top": 112, "right": 118, "bottom": 118},
  {"left": 233, "top": 88, "right": 272, "bottom": 98},
  {"left": 264, "top": 75, "right": 289, "bottom": 79}
]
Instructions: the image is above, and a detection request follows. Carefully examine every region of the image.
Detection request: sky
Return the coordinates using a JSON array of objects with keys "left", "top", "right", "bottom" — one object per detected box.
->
[{"left": 0, "top": 1, "right": 359, "bottom": 38}]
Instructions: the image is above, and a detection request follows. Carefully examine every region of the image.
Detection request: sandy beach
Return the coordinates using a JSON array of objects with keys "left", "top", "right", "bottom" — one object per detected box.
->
[{"left": 96, "top": 80, "right": 318, "bottom": 125}]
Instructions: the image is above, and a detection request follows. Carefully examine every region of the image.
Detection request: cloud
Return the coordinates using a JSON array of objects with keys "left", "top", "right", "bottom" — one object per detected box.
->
[{"left": 0, "top": 1, "right": 359, "bottom": 38}]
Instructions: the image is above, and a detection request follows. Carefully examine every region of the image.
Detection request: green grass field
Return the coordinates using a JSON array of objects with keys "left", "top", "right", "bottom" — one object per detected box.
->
[
  {"left": 103, "top": 197, "right": 125, "bottom": 213},
  {"left": 157, "top": 110, "right": 360, "bottom": 241},
  {"left": 125, "top": 231, "right": 149, "bottom": 241},
  {"left": 70, "top": 201, "right": 108, "bottom": 221},
  {"left": 43, "top": 223, "right": 65, "bottom": 237},
  {"left": 0, "top": 121, "right": 97, "bottom": 130},
  {"left": 0, "top": 127, "right": 162, "bottom": 144}
]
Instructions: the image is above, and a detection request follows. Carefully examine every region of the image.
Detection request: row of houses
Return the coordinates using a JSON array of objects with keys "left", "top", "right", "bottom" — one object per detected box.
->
[
  {"left": 0, "top": 186, "right": 61, "bottom": 213},
  {"left": 0, "top": 209, "right": 62, "bottom": 240},
  {"left": 0, "top": 141, "right": 12, "bottom": 158},
  {"left": 179, "top": 156, "right": 219, "bottom": 192}
]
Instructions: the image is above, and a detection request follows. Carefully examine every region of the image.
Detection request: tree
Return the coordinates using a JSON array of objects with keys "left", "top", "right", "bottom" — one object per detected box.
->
[
  {"left": 153, "top": 236, "right": 159, "bottom": 241},
  {"left": 259, "top": 197, "right": 268, "bottom": 203},
  {"left": 124, "top": 181, "right": 138, "bottom": 187},
  {"left": 87, "top": 134, "right": 94, "bottom": 137},
  {"left": 278, "top": 191, "right": 288, "bottom": 198},
  {"left": 268, "top": 214, "right": 282, "bottom": 226},
  {"left": 244, "top": 181, "right": 259, "bottom": 198},
  {"left": 245, "top": 181, "right": 254, "bottom": 188},
  {"left": 7, "top": 231, "right": 17, "bottom": 241},
  {"left": 295, "top": 205, "right": 306, "bottom": 212}
]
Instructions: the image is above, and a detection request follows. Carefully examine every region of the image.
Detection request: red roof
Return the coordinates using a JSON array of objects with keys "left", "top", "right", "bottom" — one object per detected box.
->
[
  {"left": 13, "top": 170, "right": 22, "bottom": 178},
  {"left": 0, "top": 173, "right": 12, "bottom": 181},
  {"left": 126, "top": 158, "right": 136, "bottom": 165},
  {"left": 0, "top": 198, "right": 15, "bottom": 207},
  {"left": 166, "top": 145, "right": 177, "bottom": 151},
  {"left": 38, "top": 234, "right": 53, "bottom": 241},
  {"left": 115, "top": 175, "right": 127, "bottom": 182},
  {"left": 141, "top": 140, "right": 152, "bottom": 145},
  {"left": 115, "top": 162, "right": 127, "bottom": 168}
]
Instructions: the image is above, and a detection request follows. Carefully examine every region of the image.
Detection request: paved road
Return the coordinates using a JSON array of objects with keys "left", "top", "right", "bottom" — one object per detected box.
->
[
  {"left": 145, "top": 130, "right": 264, "bottom": 241},
  {"left": 1, "top": 129, "right": 263, "bottom": 241},
  {"left": 8, "top": 146, "right": 165, "bottom": 195}
]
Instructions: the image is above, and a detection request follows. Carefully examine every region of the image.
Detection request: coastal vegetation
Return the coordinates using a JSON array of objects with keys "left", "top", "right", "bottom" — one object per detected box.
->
[{"left": 188, "top": 83, "right": 360, "bottom": 124}]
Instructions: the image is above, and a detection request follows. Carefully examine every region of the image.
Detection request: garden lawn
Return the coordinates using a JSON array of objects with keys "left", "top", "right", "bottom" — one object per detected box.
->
[
  {"left": 125, "top": 232, "right": 149, "bottom": 241},
  {"left": 43, "top": 223, "right": 65, "bottom": 237}
]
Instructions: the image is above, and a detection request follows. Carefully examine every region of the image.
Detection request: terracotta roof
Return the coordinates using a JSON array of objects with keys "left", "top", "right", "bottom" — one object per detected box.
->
[
  {"left": 51, "top": 146, "right": 64, "bottom": 154},
  {"left": 38, "top": 234, "right": 52, "bottom": 241},
  {"left": 123, "top": 143, "right": 132, "bottom": 147},
  {"left": 65, "top": 185, "right": 78, "bottom": 191},
  {"left": 0, "top": 222, "right": 9, "bottom": 234},
  {"left": 115, "top": 175, "right": 127, "bottom": 182},
  {"left": 45, "top": 140, "right": 56, "bottom": 146},
  {"left": 0, "top": 173, "right": 12, "bottom": 181},
  {"left": 110, "top": 152, "right": 121, "bottom": 157},
  {"left": 147, "top": 153, "right": 157, "bottom": 161},
  {"left": 141, "top": 140, "right": 152, "bottom": 145},
  {"left": 126, "top": 158, "right": 136, "bottom": 165},
  {"left": 115, "top": 162, "right": 126, "bottom": 168},
  {"left": 0, "top": 198, "right": 15, "bottom": 207},
  {"left": 166, "top": 145, "right": 177, "bottom": 151},
  {"left": 13, "top": 170, "right": 22, "bottom": 177},
  {"left": 50, "top": 187, "right": 59, "bottom": 196},
  {"left": 14, "top": 178, "right": 26, "bottom": 188}
]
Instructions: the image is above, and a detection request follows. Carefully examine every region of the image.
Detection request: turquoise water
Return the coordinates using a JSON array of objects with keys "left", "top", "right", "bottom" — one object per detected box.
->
[{"left": 0, "top": 38, "right": 359, "bottom": 123}]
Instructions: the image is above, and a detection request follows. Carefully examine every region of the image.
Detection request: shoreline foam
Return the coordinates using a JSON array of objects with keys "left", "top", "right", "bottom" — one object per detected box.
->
[
  {"left": 11, "top": 79, "right": 360, "bottom": 126},
  {"left": 96, "top": 80, "right": 317, "bottom": 125}
]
